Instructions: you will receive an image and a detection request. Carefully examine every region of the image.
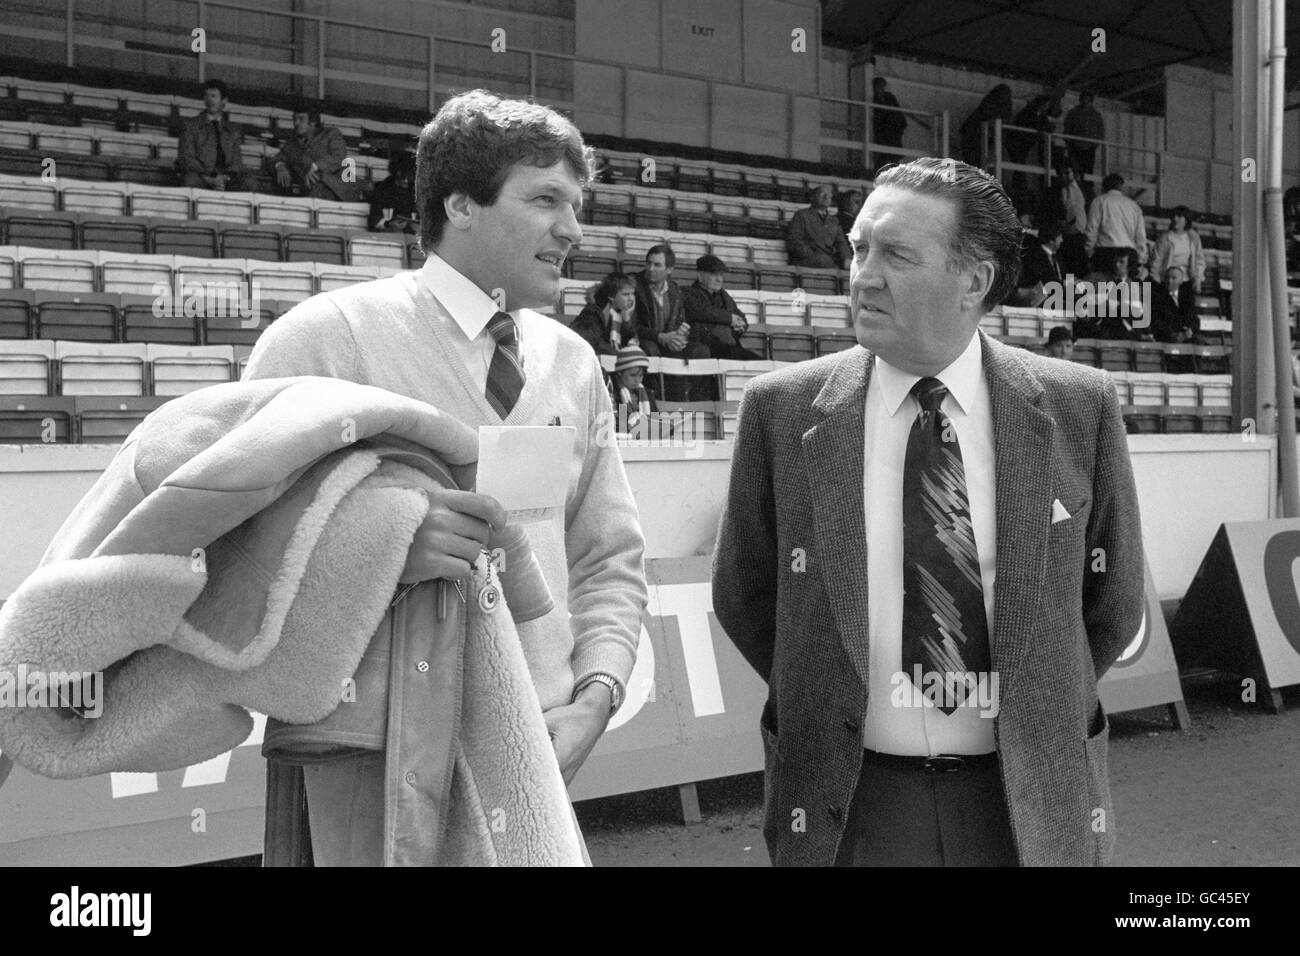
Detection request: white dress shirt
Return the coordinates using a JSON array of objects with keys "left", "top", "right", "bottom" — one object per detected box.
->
[
  {"left": 861, "top": 331, "right": 999, "bottom": 755},
  {"left": 416, "top": 253, "right": 522, "bottom": 393}
]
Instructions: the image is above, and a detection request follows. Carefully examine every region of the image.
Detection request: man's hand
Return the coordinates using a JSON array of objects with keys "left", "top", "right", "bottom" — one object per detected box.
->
[
  {"left": 275, "top": 162, "right": 291, "bottom": 189},
  {"left": 305, "top": 162, "right": 320, "bottom": 188},
  {"left": 399, "top": 489, "right": 507, "bottom": 584},
  {"left": 730, "top": 314, "right": 746, "bottom": 334},
  {"left": 544, "top": 681, "right": 612, "bottom": 785}
]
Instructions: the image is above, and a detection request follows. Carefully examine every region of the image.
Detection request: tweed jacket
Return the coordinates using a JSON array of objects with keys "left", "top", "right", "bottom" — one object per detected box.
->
[
  {"left": 0, "top": 377, "right": 584, "bottom": 865},
  {"left": 176, "top": 111, "right": 245, "bottom": 177},
  {"left": 712, "top": 332, "right": 1145, "bottom": 866}
]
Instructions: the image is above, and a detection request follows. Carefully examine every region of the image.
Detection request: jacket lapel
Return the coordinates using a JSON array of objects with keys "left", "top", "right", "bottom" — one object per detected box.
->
[
  {"left": 981, "top": 332, "right": 1054, "bottom": 697},
  {"left": 802, "top": 348, "right": 873, "bottom": 685}
]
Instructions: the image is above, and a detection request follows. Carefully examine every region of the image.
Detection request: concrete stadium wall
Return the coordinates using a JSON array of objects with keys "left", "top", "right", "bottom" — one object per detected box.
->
[{"left": 0, "top": 435, "right": 1279, "bottom": 604}]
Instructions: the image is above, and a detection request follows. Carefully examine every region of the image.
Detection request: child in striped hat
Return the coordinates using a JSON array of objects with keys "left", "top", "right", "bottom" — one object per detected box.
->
[{"left": 609, "top": 345, "right": 658, "bottom": 435}]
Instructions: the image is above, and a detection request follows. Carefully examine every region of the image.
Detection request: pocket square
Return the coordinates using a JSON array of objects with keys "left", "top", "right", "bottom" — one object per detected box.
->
[{"left": 1051, "top": 498, "right": 1071, "bottom": 524}]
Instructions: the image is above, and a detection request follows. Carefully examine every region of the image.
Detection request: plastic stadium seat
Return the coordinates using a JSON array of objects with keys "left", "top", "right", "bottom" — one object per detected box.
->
[
  {"left": 19, "top": 249, "right": 97, "bottom": 293},
  {"left": 348, "top": 236, "right": 406, "bottom": 271},
  {"left": 728, "top": 289, "right": 762, "bottom": 315},
  {"left": 315, "top": 264, "right": 379, "bottom": 293},
  {"left": 35, "top": 291, "right": 119, "bottom": 342},
  {"left": 100, "top": 253, "right": 173, "bottom": 296},
  {"left": 1097, "top": 341, "right": 1132, "bottom": 372},
  {"left": 1131, "top": 340, "right": 1164, "bottom": 373},
  {"left": 775, "top": 174, "right": 807, "bottom": 204},
  {"left": 194, "top": 194, "right": 255, "bottom": 225},
  {"left": 128, "top": 185, "right": 191, "bottom": 220},
  {"left": 3, "top": 211, "right": 77, "bottom": 249},
  {"left": 978, "top": 311, "right": 1006, "bottom": 337},
  {"left": 0, "top": 395, "right": 75, "bottom": 442},
  {"left": 60, "top": 182, "right": 129, "bottom": 216},
  {"left": 1121, "top": 407, "right": 1161, "bottom": 434},
  {"left": 0, "top": 288, "right": 35, "bottom": 337},
  {"left": 55, "top": 341, "right": 146, "bottom": 395},
  {"left": 0, "top": 178, "right": 58, "bottom": 211},
  {"left": 675, "top": 162, "right": 711, "bottom": 193},
  {"left": 669, "top": 236, "right": 709, "bottom": 261},
  {"left": 560, "top": 284, "right": 590, "bottom": 319},
  {"left": 768, "top": 330, "right": 815, "bottom": 363},
  {"left": 248, "top": 263, "right": 315, "bottom": 303},
  {"left": 1160, "top": 406, "right": 1198, "bottom": 433},
  {"left": 74, "top": 395, "right": 167, "bottom": 443},
  {"left": 809, "top": 299, "right": 851, "bottom": 327},
  {"left": 1070, "top": 338, "right": 1100, "bottom": 367},
  {"left": 95, "top": 131, "right": 155, "bottom": 160},
  {"left": 590, "top": 187, "right": 632, "bottom": 227},
  {"left": 221, "top": 225, "right": 283, "bottom": 262},
  {"left": 744, "top": 172, "right": 778, "bottom": 201},
  {"left": 1001, "top": 306, "right": 1040, "bottom": 338},
  {"left": 120, "top": 292, "right": 199, "bottom": 345},
  {"left": 81, "top": 217, "right": 146, "bottom": 255},
  {"left": 314, "top": 200, "right": 368, "bottom": 231},
  {"left": 50, "top": 156, "right": 113, "bottom": 181},
  {"left": 204, "top": 300, "right": 273, "bottom": 346},
  {"left": 655, "top": 401, "right": 717, "bottom": 438},
  {"left": 749, "top": 240, "right": 788, "bottom": 266},
  {"left": 757, "top": 266, "right": 797, "bottom": 293},
  {"left": 1198, "top": 408, "right": 1232, "bottom": 433},
  {"left": 632, "top": 193, "right": 672, "bottom": 231},
  {"left": 146, "top": 343, "right": 235, "bottom": 396},
  {"left": 737, "top": 322, "right": 769, "bottom": 359},
  {"left": 0, "top": 121, "right": 34, "bottom": 150},
  {"left": 577, "top": 227, "right": 621, "bottom": 255},
  {"left": 151, "top": 221, "right": 219, "bottom": 258},
  {"left": 1199, "top": 375, "right": 1232, "bottom": 408},
  {"left": 796, "top": 268, "right": 840, "bottom": 296},
  {"left": 567, "top": 251, "right": 621, "bottom": 282},
  {"left": 711, "top": 199, "right": 749, "bottom": 237},
  {"left": 285, "top": 231, "right": 347, "bottom": 265},
  {"left": 255, "top": 198, "right": 313, "bottom": 228},
  {"left": 0, "top": 247, "right": 16, "bottom": 289},
  {"left": 709, "top": 239, "right": 751, "bottom": 265},
  {"left": 1193, "top": 345, "right": 1230, "bottom": 374},
  {"left": 814, "top": 329, "right": 857, "bottom": 356},
  {"left": 32, "top": 127, "right": 94, "bottom": 156},
  {"left": 153, "top": 139, "right": 178, "bottom": 164},
  {"left": 672, "top": 196, "right": 712, "bottom": 234},
  {"left": 113, "top": 160, "right": 174, "bottom": 186},
  {"left": 0, "top": 339, "right": 55, "bottom": 394},
  {"left": 711, "top": 168, "right": 745, "bottom": 197}
]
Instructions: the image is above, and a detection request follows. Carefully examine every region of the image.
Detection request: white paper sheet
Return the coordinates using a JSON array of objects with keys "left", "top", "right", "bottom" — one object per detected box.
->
[{"left": 476, "top": 425, "right": 576, "bottom": 523}]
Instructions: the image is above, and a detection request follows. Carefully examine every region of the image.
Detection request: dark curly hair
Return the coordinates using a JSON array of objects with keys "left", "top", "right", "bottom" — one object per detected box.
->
[
  {"left": 416, "top": 89, "right": 593, "bottom": 251},
  {"left": 593, "top": 271, "right": 634, "bottom": 309}
]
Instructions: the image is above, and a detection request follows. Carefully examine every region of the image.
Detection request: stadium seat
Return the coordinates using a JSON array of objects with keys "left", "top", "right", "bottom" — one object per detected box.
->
[
  {"left": 32, "top": 126, "right": 94, "bottom": 157},
  {"left": 194, "top": 193, "right": 256, "bottom": 224},
  {"left": 0, "top": 395, "right": 75, "bottom": 442},
  {"left": 656, "top": 401, "right": 717, "bottom": 439},
  {"left": 0, "top": 177, "right": 58, "bottom": 212},
  {"left": 669, "top": 236, "right": 709, "bottom": 261},
  {"left": 1121, "top": 407, "right": 1161, "bottom": 434},
  {"left": 100, "top": 252, "right": 173, "bottom": 296},
  {"left": 809, "top": 299, "right": 851, "bottom": 327},
  {"left": 1097, "top": 341, "right": 1133, "bottom": 372},
  {"left": 1192, "top": 345, "right": 1230, "bottom": 374},
  {"left": 1160, "top": 406, "right": 1198, "bottom": 433},
  {"left": 315, "top": 263, "right": 379, "bottom": 293},
  {"left": 775, "top": 174, "right": 807, "bottom": 204},
  {"left": 150, "top": 221, "right": 219, "bottom": 258},
  {"left": 248, "top": 263, "right": 315, "bottom": 303},
  {"left": 711, "top": 168, "right": 745, "bottom": 197},
  {"left": 82, "top": 216, "right": 148, "bottom": 255},
  {"left": 204, "top": 301, "right": 273, "bottom": 346},
  {"left": 35, "top": 291, "right": 118, "bottom": 342},
  {"left": 1161, "top": 342, "right": 1196, "bottom": 374},
  {"left": 1128, "top": 375, "right": 1165, "bottom": 407},
  {"left": 559, "top": 284, "right": 590, "bottom": 319},
  {"left": 61, "top": 182, "right": 128, "bottom": 214},
  {"left": 120, "top": 292, "right": 200, "bottom": 345},
  {"left": 567, "top": 251, "right": 621, "bottom": 282},
  {"left": 814, "top": 328, "right": 857, "bottom": 356},
  {"left": 590, "top": 187, "right": 632, "bottom": 227},
  {"left": 672, "top": 196, "right": 712, "bottom": 234},
  {"left": 717, "top": 401, "right": 740, "bottom": 439},
  {"left": 768, "top": 329, "right": 815, "bottom": 363},
  {"left": 0, "top": 121, "right": 34, "bottom": 150},
  {"left": 3, "top": 210, "right": 77, "bottom": 249},
  {"left": 19, "top": 249, "right": 97, "bottom": 293},
  {"left": 128, "top": 184, "right": 192, "bottom": 220},
  {"left": 1131, "top": 341, "right": 1164, "bottom": 373},
  {"left": 0, "top": 339, "right": 55, "bottom": 394},
  {"left": 747, "top": 202, "right": 785, "bottom": 240},
  {"left": 95, "top": 131, "right": 154, "bottom": 160},
  {"left": 348, "top": 236, "right": 406, "bottom": 271},
  {"left": 632, "top": 193, "right": 672, "bottom": 231},
  {"left": 675, "top": 162, "right": 711, "bottom": 193},
  {"left": 74, "top": 395, "right": 167, "bottom": 443},
  {"left": 54, "top": 341, "right": 147, "bottom": 395},
  {"left": 711, "top": 198, "right": 748, "bottom": 237},
  {"left": 221, "top": 225, "right": 283, "bottom": 261},
  {"left": 1197, "top": 408, "right": 1232, "bottom": 433},
  {"left": 146, "top": 343, "right": 235, "bottom": 396},
  {"left": 314, "top": 199, "right": 369, "bottom": 232},
  {"left": 285, "top": 231, "right": 347, "bottom": 265},
  {"left": 757, "top": 266, "right": 797, "bottom": 293},
  {"left": 737, "top": 323, "right": 769, "bottom": 359},
  {"left": 0, "top": 288, "right": 35, "bottom": 337},
  {"left": 761, "top": 294, "right": 808, "bottom": 327},
  {"left": 796, "top": 268, "right": 840, "bottom": 296},
  {"left": 113, "top": 160, "right": 174, "bottom": 187}
]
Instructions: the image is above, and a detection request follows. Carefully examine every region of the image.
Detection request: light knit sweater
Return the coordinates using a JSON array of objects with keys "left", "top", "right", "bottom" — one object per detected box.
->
[{"left": 242, "top": 272, "right": 648, "bottom": 709}]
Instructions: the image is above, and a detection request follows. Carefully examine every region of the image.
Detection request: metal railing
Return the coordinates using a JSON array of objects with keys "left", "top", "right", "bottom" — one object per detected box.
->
[{"left": 983, "top": 119, "right": 1163, "bottom": 205}]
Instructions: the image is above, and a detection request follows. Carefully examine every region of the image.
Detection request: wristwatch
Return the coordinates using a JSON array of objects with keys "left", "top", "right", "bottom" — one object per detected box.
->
[{"left": 573, "top": 673, "right": 623, "bottom": 715}]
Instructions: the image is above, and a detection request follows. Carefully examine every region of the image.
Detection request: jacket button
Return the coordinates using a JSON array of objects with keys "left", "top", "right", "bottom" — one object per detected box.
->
[
  {"left": 843, "top": 718, "right": 859, "bottom": 732},
  {"left": 416, "top": 660, "right": 429, "bottom": 673},
  {"left": 404, "top": 771, "right": 417, "bottom": 786},
  {"left": 827, "top": 805, "right": 843, "bottom": 822}
]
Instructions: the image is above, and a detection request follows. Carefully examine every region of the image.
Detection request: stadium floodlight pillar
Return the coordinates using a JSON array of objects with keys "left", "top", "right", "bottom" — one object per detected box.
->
[
  {"left": 1265, "top": 0, "right": 1299, "bottom": 516},
  {"left": 1233, "top": 0, "right": 1278, "bottom": 460}
]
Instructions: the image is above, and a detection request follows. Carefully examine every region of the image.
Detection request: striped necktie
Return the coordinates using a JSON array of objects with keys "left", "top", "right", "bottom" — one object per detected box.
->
[
  {"left": 485, "top": 311, "right": 525, "bottom": 418},
  {"left": 901, "top": 376, "right": 990, "bottom": 714}
]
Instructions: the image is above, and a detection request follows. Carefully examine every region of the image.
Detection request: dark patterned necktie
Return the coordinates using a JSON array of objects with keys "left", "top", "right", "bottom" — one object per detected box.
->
[
  {"left": 901, "top": 377, "right": 990, "bottom": 714},
  {"left": 485, "top": 311, "right": 525, "bottom": 418},
  {"left": 212, "top": 118, "right": 226, "bottom": 169}
]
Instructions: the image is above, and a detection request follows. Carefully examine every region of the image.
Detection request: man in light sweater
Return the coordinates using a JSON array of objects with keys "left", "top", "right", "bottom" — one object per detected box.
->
[
  {"left": 1084, "top": 173, "right": 1147, "bottom": 278},
  {"left": 242, "top": 89, "right": 648, "bottom": 865}
]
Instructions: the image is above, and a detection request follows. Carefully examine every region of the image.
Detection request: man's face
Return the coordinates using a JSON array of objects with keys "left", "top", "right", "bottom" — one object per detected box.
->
[
  {"left": 1046, "top": 233, "right": 1063, "bottom": 253},
  {"left": 1111, "top": 255, "right": 1130, "bottom": 280},
  {"left": 848, "top": 186, "right": 987, "bottom": 372},
  {"left": 1165, "top": 267, "right": 1186, "bottom": 291},
  {"left": 843, "top": 192, "right": 863, "bottom": 216},
  {"left": 645, "top": 252, "right": 671, "bottom": 286},
  {"left": 617, "top": 367, "right": 645, "bottom": 390},
  {"left": 698, "top": 270, "right": 725, "bottom": 293},
  {"left": 203, "top": 88, "right": 225, "bottom": 115},
  {"left": 292, "top": 112, "right": 312, "bottom": 137},
  {"left": 1048, "top": 340, "right": 1073, "bottom": 360},
  {"left": 812, "top": 186, "right": 832, "bottom": 210},
  {"left": 458, "top": 160, "right": 583, "bottom": 311}
]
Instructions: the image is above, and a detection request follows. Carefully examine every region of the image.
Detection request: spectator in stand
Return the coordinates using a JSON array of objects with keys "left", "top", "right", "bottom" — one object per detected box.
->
[
  {"left": 1149, "top": 265, "right": 1199, "bottom": 345},
  {"left": 787, "top": 184, "right": 851, "bottom": 269},
  {"left": 1006, "top": 93, "right": 1062, "bottom": 190},
  {"left": 959, "top": 83, "right": 1013, "bottom": 167},
  {"left": 1085, "top": 173, "right": 1147, "bottom": 277},
  {"left": 1048, "top": 162, "right": 1089, "bottom": 278},
  {"left": 1064, "top": 92, "right": 1105, "bottom": 200},
  {"left": 633, "top": 244, "right": 696, "bottom": 357},
  {"left": 592, "top": 153, "right": 615, "bottom": 184},
  {"left": 569, "top": 271, "right": 638, "bottom": 355},
  {"left": 368, "top": 152, "right": 418, "bottom": 233},
  {"left": 871, "top": 77, "right": 909, "bottom": 173},
  {"left": 682, "top": 255, "right": 763, "bottom": 362},
  {"left": 1150, "top": 205, "right": 1207, "bottom": 299},
  {"left": 1044, "top": 325, "right": 1074, "bottom": 360},
  {"left": 837, "top": 189, "right": 864, "bottom": 239},
  {"left": 176, "top": 79, "right": 249, "bottom": 191},
  {"left": 1076, "top": 250, "right": 1150, "bottom": 341},
  {"left": 1017, "top": 220, "right": 1066, "bottom": 305},
  {"left": 608, "top": 345, "right": 658, "bottom": 434},
  {"left": 270, "top": 105, "right": 360, "bottom": 202}
]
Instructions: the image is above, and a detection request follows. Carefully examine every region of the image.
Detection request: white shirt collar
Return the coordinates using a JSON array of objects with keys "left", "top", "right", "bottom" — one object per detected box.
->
[
  {"left": 873, "top": 330, "right": 984, "bottom": 418},
  {"left": 418, "top": 252, "right": 519, "bottom": 342}
]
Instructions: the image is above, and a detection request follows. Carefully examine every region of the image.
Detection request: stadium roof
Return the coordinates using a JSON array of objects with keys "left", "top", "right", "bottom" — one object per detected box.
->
[{"left": 821, "top": 0, "right": 1300, "bottom": 107}]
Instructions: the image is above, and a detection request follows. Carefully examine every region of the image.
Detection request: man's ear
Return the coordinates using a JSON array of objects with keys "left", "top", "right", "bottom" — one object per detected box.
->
[
  {"left": 965, "top": 260, "right": 996, "bottom": 311},
  {"left": 443, "top": 191, "right": 476, "bottom": 232}
]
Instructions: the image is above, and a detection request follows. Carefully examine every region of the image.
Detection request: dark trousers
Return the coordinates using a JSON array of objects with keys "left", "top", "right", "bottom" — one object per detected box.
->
[{"left": 833, "top": 750, "right": 1019, "bottom": 866}]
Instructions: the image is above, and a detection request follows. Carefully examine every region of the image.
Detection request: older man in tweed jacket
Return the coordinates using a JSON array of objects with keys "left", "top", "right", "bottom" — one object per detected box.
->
[{"left": 713, "top": 158, "right": 1145, "bottom": 867}]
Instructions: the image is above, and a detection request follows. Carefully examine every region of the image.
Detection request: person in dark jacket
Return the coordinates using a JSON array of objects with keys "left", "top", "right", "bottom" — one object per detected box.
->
[
  {"left": 633, "top": 244, "right": 699, "bottom": 357},
  {"left": 1149, "top": 265, "right": 1199, "bottom": 344},
  {"left": 681, "top": 255, "right": 763, "bottom": 361},
  {"left": 569, "top": 272, "right": 638, "bottom": 355},
  {"left": 786, "top": 185, "right": 851, "bottom": 269},
  {"left": 270, "top": 105, "right": 359, "bottom": 201},
  {"left": 368, "top": 152, "right": 418, "bottom": 233},
  {"left": 959, "top": 83, "right": 1013, "bottom": 168},
  {"left": 175, "top": 79, "right": 249, "bottom": 191}
]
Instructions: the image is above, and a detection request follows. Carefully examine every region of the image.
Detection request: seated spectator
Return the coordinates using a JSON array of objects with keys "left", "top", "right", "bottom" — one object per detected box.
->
[
  {"left": 1044, "top": 325, "right": 1074, "bottom": 360},
  {"left": 786, "top": 185, "right": 850, "bottom": 269},
  {"left": 175, "top": 79, "right": 249, "bottom": 191},
  {"left": 1017, "top": 220, "right": 1066, "bottom": 304},
  {"left": 1149, "top": 265, "right": 1199, "bottom": 344},
  {"left": 1150, "top": 205, "right": 1206, "bottom": 297},
  {"left": 368, "top": 152, "right": 418, "bottom": 233},
  {"left": 270, "top": 105, "right": 360, "bottom": 202},
  {"left": 592, "top": 153, "right": 615, "bottom": 184},
  {"left": 569, "top": 272, "right": 638, "bottom": 355},
  {"left": 682, "top": 255, "right": 763, "bottom": 362},
  {"left": 633, "top": 244, "right": 699, "bottom": 359},
  {"left": 1075, "top": 251, "right": 1151, "bottom": 341},
  {"left": 836, "top": 189, "right": 863, "bottom": 238},
  {"left": 608, "top": 345, "right": 658, "bottom": 434}
]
